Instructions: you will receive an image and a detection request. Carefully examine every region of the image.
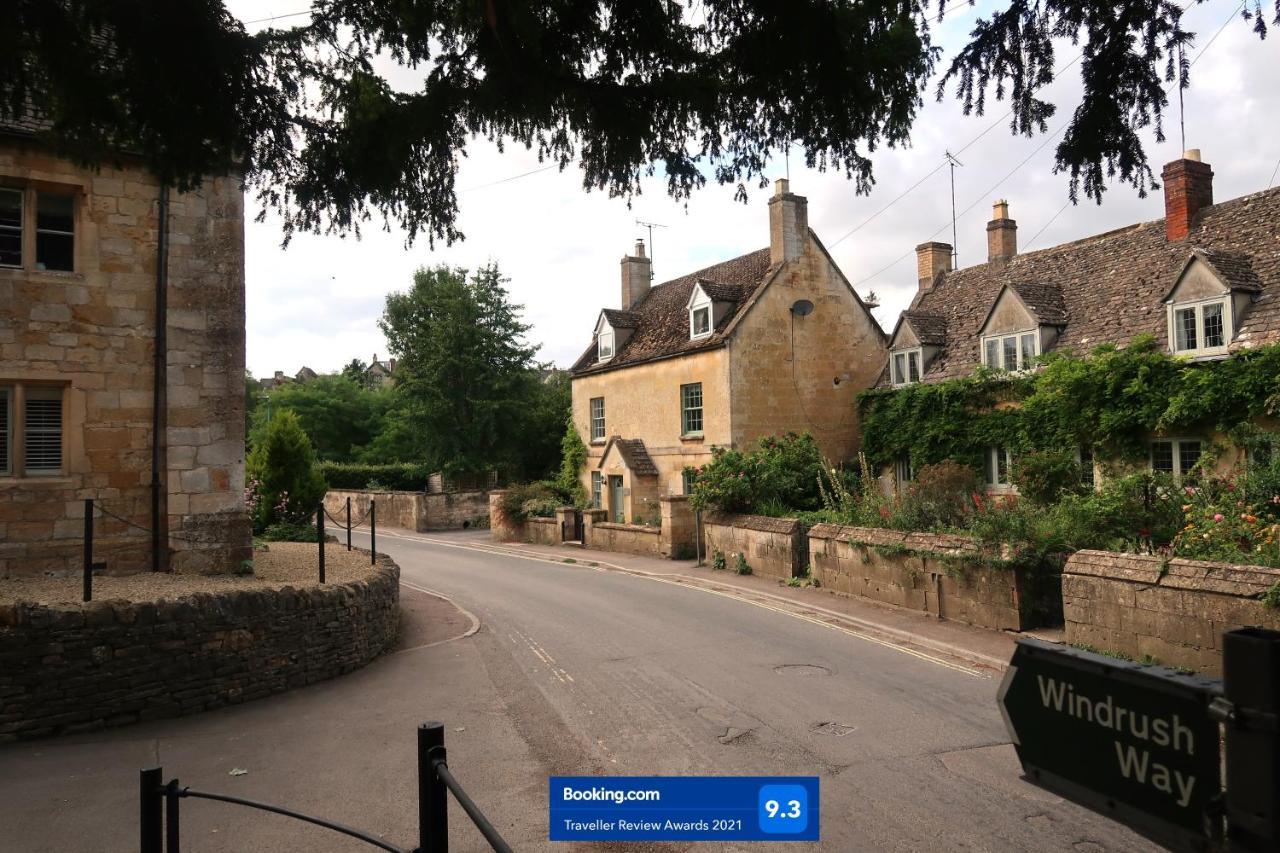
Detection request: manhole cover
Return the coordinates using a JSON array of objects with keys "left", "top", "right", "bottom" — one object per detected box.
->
[
  {"left": 772, "top": 664, "right": 832, "bottom": 677},
  {"left": 811, "top": 721, "right": 856, "bottom": 737}
]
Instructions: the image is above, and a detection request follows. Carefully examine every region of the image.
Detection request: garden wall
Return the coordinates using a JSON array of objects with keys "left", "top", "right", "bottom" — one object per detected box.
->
[
  {"left": 324, "top": 489, "right": 489, "bottom": 533},
  {"left": 703, "top": 513, "right": 806, "bottom": 581},
  {"left": 0, "top": 554, "right": 401, "bottom": 740},
  {"left": 585, "top": 513, "right": 662, "bottom": 557},
  {"left": 525, "top": 517, "right": 561, "bottom": 546},
  {"left": 807, "top": 525, "right": 1057, "bottom": 631},
  {"left": 1063, "top": 550, "right": 1280, "bottom": 675}
]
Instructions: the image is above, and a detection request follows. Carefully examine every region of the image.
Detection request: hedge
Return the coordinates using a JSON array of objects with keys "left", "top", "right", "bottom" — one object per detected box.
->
[{"left": 317, "top": 461, "right": 432, "bottom": 491}]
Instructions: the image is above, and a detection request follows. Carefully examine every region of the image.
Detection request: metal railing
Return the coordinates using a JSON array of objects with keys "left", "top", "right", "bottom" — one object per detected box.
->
[{"left": 140, "top": 722, "right": 512, "bottom": 852}]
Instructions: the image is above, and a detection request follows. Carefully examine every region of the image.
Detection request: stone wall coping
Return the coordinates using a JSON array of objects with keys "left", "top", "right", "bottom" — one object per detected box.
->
[
  {"left": 661, "top": 495, "right": 690, "bottom": 504},
  {"left": 593, "top": 522, "right": 661, "bottom": 535},
  {"left": 703, "top": 512, "right": 799, "bottom": 535},
  {"left": 327, "top": 488, "right": 490, "bottom": 497},
  {"left": 807, "top": 524, "right": 979, "bottom": 554},
  {"left": 1066, "top": 549, "right": 1280, "bottom": 597},
  {"left": 527, "top": 517, "right": 558, "bottom": 525}
]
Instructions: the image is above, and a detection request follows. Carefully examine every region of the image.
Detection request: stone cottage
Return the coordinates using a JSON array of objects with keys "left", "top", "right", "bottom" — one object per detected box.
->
[
  {"left": 1, "top": 121, "right": 251, "bottom": 576},
  {"left": 880, "top": 150, "right": 1280, "bottom": 491},
  {"left": 569, "top": 179, "right": 887, "bottom": 524}
]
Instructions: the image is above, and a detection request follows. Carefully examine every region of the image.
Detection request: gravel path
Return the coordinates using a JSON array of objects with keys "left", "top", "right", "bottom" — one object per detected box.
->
[{"left": 0, "top": 542, "right": 379, "bottom": 606}]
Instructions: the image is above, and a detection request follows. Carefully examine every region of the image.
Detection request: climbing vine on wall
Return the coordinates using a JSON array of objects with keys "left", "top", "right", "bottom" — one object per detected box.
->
[{"left": 858, "top": 336, "right": 1280, "bottom": 469}]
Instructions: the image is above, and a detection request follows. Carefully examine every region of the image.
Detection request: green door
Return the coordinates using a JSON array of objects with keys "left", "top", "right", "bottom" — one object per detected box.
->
[{"left": 608, "top": 475, "right": 625, "bottom": 523}]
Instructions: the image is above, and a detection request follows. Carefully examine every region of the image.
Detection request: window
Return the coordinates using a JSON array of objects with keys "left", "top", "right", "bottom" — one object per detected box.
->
[
  {"left": 682, "top": 467, "right": 697, "bottom": 495},
  {"left": 597, "top": 328, "right": 614, "bottom": 360},
  {"left": 0, "top": 384, "right": 65, "bottom": 477},
  {"left": 589, "top": 397, "right": 605, "bottom": 441},
  {"left": 681, "top": 383, "right": 703, "bottom": 436},
  {"left": 1169, "top": 298, "right": 1229, "bottom": 356},
  {"left": 1150, "top": 439, "right": 1202, "bottom": 479},
  {"left": 895, "top": 453, "right": 913, "bottom": 484},
  {"left": 691, "top": 306, "right": 711, "bottom": 338},
  {"left": 985, "top": 446, "right": 1015, "bottom": 487},
  {"left": 981, "top": 331, "right": 1039, "bottom": 371},
  {"left": 891, "top": 349, "right": 922, "bottom": 386},
  {"left": 0, "top": 186, "right": 76, "bottom": 272},
  {"left": 0, "top": 188, "right": 21, "bottom": 268},
  {"left": 1078, "top": 445, "right": 1095, "bottom": 489},
  {"left": 591, "top": 471, "right": 603, "bottom": 508}
]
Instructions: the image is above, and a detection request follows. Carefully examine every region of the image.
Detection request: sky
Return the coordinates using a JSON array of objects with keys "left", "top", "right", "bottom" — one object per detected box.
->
[{"left": 227, "top": 1, "right": 1280, "bottom": 378}]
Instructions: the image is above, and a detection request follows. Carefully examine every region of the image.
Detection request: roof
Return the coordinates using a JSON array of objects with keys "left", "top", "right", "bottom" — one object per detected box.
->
[
  {"left": 901, "top": 311, "right": 948, "bottom": 346},
  {"left": 597, "top": 437, "right": 659, "bottom": 477},
  {"left": 694, "top": 280, "right": 743, "bottom": 302},
  {"left": 600, "top": 309, "right": 641, "bottom": 329},
  {"left": 571, "top": 248, "right": 776, "bottom": 375},
  {"left": 887, "top": 184, "right": 1280, "bottom": 384}
]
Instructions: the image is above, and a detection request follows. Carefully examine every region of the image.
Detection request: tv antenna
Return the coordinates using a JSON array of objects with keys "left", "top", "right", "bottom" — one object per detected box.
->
[
  {"left": 635, "top": 219, "right": 667, "bottom": 279},
  {"left": 944, "top": 151, "right": 964, "bottom": 269}
]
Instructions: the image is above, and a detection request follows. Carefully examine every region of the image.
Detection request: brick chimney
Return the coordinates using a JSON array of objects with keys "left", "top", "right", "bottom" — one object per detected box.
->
[
  {"left": 768, "top": 178, "right": 809, "bottom": 265},
  {"left": 986, "top": 199, "right": 1017, "bottom": 263},
  {"left": 1162, "top": 149, "right": 1214, "bottom": 242},
  {"left": 620, "top": 239, "right": 652, "bottom": 310},
  {"left": 915, "top": 241, "right": 952, "bottom": 292}
]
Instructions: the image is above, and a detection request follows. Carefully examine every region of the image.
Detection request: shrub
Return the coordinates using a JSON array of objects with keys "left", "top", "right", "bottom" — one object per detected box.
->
[
  {"left": 259, "top": 520, "right": 322, "bottom": 542},
  {"left": 734, "top": 552, "right": 752, "bottom": 575},
  {"left": 711, "top": 550, "right": 726, "bottom": 571},
  {"left": 246, "top": 411, "right": 328, "bottom": 532},
  {"left": 501, "top": 480, "right": 571, "bottom": 522},
  {"left": 317, "top": 461, "right": 432, "bottom": 491},
  {"left": 1171, "top": 481, "right": 1280, "bottom": 567},
  {"left": 1012, "top": 448, "right": 1086, "bottom": 506},
  {"left": 688, "top": 432, "right": 824, "bottom": 514},
  {"left": 902, "top": 461, "right": 983, "bottom": 529}
]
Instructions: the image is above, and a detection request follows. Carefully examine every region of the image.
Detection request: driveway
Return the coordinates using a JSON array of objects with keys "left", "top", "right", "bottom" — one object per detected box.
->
[{"left": 0, "top": 529, "right": 1159, "bottom": 852}]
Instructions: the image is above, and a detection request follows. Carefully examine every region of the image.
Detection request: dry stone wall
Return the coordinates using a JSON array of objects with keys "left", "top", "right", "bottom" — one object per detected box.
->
[
  {"left": 324, "top": 489, "right": 490, "bottom": 534},
  {"left": 1063, "top": 550, "right": 1280, "bottom": 675},
  {"left": 585, "top": 517, "right": 662, "bottom": 557},
  {"left": 702, "top": 513, "right": 805, "bottom": 580},
  {"left": 0, "top": 554, "right": 400, "bottom": 740}
]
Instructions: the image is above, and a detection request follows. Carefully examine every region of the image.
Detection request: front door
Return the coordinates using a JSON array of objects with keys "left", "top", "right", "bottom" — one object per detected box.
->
[{"left": 608, "top": 475, "right": 625, "bottom": 523}]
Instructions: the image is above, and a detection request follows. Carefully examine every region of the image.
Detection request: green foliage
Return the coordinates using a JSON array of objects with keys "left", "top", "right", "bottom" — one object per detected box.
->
[
  {"left": 901, "top": 461, "right": 983, "bottom": 529},
  {"left": 251, "top": 374, "right": 390, "bottom": 462},
  {"left": 259, "top": 520, "right": 322, "bottom": 542},
  {"left": 734, "top": 553, "right": 753, "bottom": 575},
  {"left": 1011, "top": 449, "right": 1086, "bottom": 506},
  {"left": 557, "top": 409, "right": 588, "bottom": 497},
  {"left": 244, "top": 372, "right": 263, "bottom": 450},
  {"left": 688, "top": 432, "right": 824, "bottom": 513},
  {"left": 501, "top": 481, "right": 571, "bottom": 522},
  {"left": 1171, "top": 481, "right": 1280, "bottom": 568},
  {"left": 1263, "top": 583, "right": 1280, "bottom": 610},
  {"left": 317, "top": 462, "right": 432, "bottom": 491},
  {"left": 245, "top": 411, "right": 328, "bottom": 532},
  {"left": 711, "top": 550, "right": 727, "bottom": 571}
]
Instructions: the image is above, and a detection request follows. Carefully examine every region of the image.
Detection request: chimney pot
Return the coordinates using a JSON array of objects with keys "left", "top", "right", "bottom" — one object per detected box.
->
[
  {"left": 620, "top": 241, "right": 653, "bottom": 310},
  {"left": 915, "top": 242, "right": 953, "bottom": 293},
  {"left": 986, "top": 200, "right": 1017, "bottom": 263},
  {"left": 1162, "top": 152, "right": 1214, "bottom": 242},
  {"left": 768, "top": 180, "right": 808, "bottom": 265}
]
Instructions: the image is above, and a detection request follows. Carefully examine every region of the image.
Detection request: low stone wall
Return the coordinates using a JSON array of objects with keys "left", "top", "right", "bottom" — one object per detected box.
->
[
  {"left": 0, "top": 554, "right": 401, "bottom": 740},
  {"left": 525, "top": 517, "right": 561, "bottom": 546},
  {"left": 586, "top": 517, "right": 662, "bottom": 557},
  {"left": 703, "top": 513, "right": 805, "bottom": 581},
  {"left": 1063, "top": 550, "right": 1280, "bottom": 675},
  {"left": 325, "top": 489, "right": 489, "bottom": 533},
  {"left": 807, "top": 525, "right": 1056, "bottom": 631}
]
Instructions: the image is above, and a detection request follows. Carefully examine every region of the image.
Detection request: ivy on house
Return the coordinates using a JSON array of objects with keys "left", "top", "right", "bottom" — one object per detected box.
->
[{"left": 859, "top": 336, "right": 1280, "bottom": 471}]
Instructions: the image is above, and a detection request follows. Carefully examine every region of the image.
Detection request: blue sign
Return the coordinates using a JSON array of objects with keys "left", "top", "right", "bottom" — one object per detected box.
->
[{"left": 549, "top": 776, "right": 820, "bottom": 842}]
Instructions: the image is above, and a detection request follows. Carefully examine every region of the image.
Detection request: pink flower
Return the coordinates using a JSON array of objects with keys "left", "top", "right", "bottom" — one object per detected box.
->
[{"left": 1213, "top": 513, "right": 1224, "bottom": 522}]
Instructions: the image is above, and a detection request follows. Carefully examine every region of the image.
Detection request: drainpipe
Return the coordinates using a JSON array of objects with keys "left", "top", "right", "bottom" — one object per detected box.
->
[{"left": 151, "top": 184, "right": 170, "bottom": 572}]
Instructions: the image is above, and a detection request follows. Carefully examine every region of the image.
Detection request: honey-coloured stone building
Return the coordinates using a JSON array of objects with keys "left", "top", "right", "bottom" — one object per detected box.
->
[{"left": 1, "top": 125, "right": 252, "bottom": 577}]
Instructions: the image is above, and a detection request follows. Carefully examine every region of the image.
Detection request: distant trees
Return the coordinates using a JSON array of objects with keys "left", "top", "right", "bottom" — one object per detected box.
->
[{"left": 248, "top": 375, "right": 390, "bottom": 462}]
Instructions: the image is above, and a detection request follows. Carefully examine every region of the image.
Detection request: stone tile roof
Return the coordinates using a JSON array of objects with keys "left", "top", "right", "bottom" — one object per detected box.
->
[
  {"left": 1008, "top": 281, "right": 1068, "bottom": 325},
  {"left": 901, "top": 311, "right": 948, "bottom": 345},
  {"left": 601, "top": 308, "right": 641, "bottom": 329},
  {"left": 571, "top": 248, "right": 776, "bottom": 375},
  {"left": 597, "top": 436, "right": 659, "bottom": 477},
  {"left": 696, "top": 280, "right": 743, "bottom": 302},
  {"left": 890, "top": 184, "right": 1280, "bottom": 384}
]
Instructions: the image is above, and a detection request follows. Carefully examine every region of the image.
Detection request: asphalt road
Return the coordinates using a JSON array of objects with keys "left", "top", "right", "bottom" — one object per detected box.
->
[{"left": 364, "top": 529, "right": 1159, "bottom": 853}]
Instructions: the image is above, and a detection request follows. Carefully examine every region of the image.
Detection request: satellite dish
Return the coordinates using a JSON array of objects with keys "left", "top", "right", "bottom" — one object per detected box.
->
[{"left": 791, "top": 299, "right": 814, "bottom": 317}]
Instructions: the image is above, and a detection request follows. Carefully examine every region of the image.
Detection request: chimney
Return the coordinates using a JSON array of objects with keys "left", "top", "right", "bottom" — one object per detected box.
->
[
  {"left": 388, "top": 358, "right": 396, "bottom": 373},
  {"left": 768, "top": 178, "right": 809, "bottom": 265},
  {"left": 1162, "top": 149, "right": 1213, "bottom": 242},
  {"left": 273, "top": 370, "right": 285, "bottom": 381},
  {"left": 620, "top": 239, "right": 652, "bottom": 310},
  {"left": 986, "top": 199, "right": 1017, "bottom": 263},
  {"left": 915, "top": 241, "right": 952, "bottom": 292}
]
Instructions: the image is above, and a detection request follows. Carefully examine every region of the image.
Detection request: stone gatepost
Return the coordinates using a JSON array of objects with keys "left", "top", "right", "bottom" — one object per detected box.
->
[
  {"left": 660, "top": 495, "right": 696, "bottom": 559},
  {"left": 554, "top": 506, "right": 578, "bottom": 542},
  {"left": 488, "top": 490, "right": 520, "bottom": 542},
  {"left": 582, "top": 508, "right": 608, "bottom": 547}
]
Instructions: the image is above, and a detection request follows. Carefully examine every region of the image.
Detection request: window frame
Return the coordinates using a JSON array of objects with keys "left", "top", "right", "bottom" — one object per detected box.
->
[
  {"left": 0, "top": 382, "right": 67, "bottom": 478},
  {"left": 589, "top": 397, "right": 606, "bottom": 442},
  {"left": 1150, "top": 438, "right": 1204, "bottom": 479},
  {"left": 0, "top": 184, "right": 78, "bottom": 273},
  {"left": 590, "top": 471, "right": 603, "bottom": 508},
  {"left": 0, "top": 187, "right": 23, "bottom": 269},
  {"left": 680, "top": 382, "right": 704, "bottom": 437},
  {"left": 1077, "top": 444, "right": 1096, "bottom": 489},
  {"left": 690, "top": 305, "right": 712, "bottom": 339},
  {"left": 0, "top": 386, "right": 10, "bottom": 475},
  {"left": 597, "top": 327, "right": 615, "bottom": 361},
  {"left": 981, "top": 330, "right": 1040, "bottom": 372},
  {"left": 895, "top": 453, "right": 913, "bottom": 485},
  {"left": 1167, "top": 296, "right": 1231, "bottom": 358},
  {"left": 682, "top": 468, "right": 697, "bottom": 495},
  {"left": 985, "top": 446, "right": 1016, "bottom": 489},
  {"left": 890, "top": 348, "right": 923, "bottom": 386}
]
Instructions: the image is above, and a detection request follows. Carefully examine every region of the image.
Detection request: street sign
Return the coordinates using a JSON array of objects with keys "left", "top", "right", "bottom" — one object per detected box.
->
[{"left": 999, "top": 639, "right": 1224, "bottom": 852}]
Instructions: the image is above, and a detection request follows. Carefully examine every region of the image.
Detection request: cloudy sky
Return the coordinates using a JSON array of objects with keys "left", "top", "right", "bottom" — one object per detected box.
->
[{"left": 227, "top": 1, "right": 1280, "bottom": 378}]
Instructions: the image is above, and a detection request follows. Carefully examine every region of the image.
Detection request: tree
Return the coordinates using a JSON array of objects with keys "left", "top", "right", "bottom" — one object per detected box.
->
[
  {"left": 340, "top": 358, "right": 371, "bottom": 388},
  {"left": 380, "top": 264, "right": 539, "bottom": 475},
  {"left": 244, "top": 370, "right": 262, "bottom": 448},
  {"left": 245, "top": 410, "right": 327, "bottom": 530},
  {"left": 250, "top": 374, "right": 386, "bottom": 462},
  {"left": 7, "top": 1, "right": 1274, "bottom": 243}
]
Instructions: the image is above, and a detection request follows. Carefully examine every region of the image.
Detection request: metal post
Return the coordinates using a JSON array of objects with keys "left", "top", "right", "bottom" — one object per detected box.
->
[
  {"left": 165, "top": 779, "right": 181, "bottom": 853},
  {"left": 317, "top": 504, "right": 325, "bottom": 584},
  {"left": 370, "top": 500, "right": 377, "bottom": 565},
  {"left": 1222, "top": 627, "right": 1280, "bottom": 852},
  {"left": 140, "top": 767, "right": 163, "bottom": 853},
  {"left": 419, "top": 722, "right": 448, "bottom": 853},
  {"left": 83, "top": 498, "right": 93, "bottom": 602},
  {"left": 346, "top": 496, "right": 352, "bottom": 552}
]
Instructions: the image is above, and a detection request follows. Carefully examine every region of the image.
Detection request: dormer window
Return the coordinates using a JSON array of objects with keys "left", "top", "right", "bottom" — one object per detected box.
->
[
  {"left": 982, "top": 331, "right": 1038, "bottom": 372},
  {"left": 597, "top": 327, "right": 615, "bottom": 360},
  {"left": 891, "top": 349, "right": 921, "bottom": 386},
  {"left": 691, "top": 306, "right": 711, "bottom": 338},
  {"left": 687, "top": 284, "right": 716, "bottom": 340},
  {"left": 1169, "top": 297, "right": 1229, "bottom": 357}
]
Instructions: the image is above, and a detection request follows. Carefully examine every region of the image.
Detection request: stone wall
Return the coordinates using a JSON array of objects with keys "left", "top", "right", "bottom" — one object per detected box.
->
[
  {"left": 660, "top": 496, "right": 696, "bottom": 559},
  {"left": 0, "top": 140, "right": 250, "bottom": 577},
  {"left": 324, "top": 489, "right": 489, "bottom": 533},
  {"left": 703, "top": 513, "right": 805, "bottom": 580},
  {"left": 0, "top": 554, "right": 400, "bottom": 740},
  {"left": 1063, "top": 550, "right": 1280, "bottom": 675},
  {"left": 807, "top": 525, "right": 1056, "bottom": 631},
  {"left": 525, "top": 517, "right": 561, "bottom": 546},
  {"left": 585, "top": 514, "right": 662, "bottom": 557}
]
